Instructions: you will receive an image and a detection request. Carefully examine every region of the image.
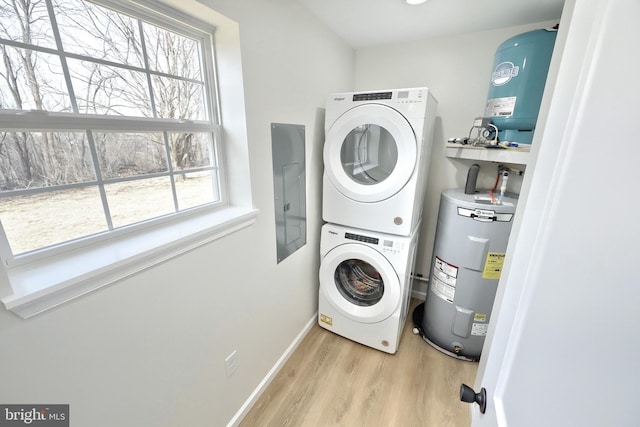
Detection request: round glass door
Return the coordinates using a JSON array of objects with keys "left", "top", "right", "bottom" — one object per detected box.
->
[
  {"left": 319, "top": 243, "right": 401, "bottom": 323},
  {"left": 324, "top": 104, "right": 417, "bottom": 203},
  {"left": 340, "top": 125, "right": 398, "bottom": 186},
  {"left": 334, "top": 258, "right": 384, "bottom": 306}
]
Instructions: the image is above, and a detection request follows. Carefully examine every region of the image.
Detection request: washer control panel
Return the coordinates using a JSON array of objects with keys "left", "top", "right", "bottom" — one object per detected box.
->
[
  {"left": 344, "top": 231, "right": 406, "bottom": 254},
  {"left": 344, "top": 232, "right": 379, "bottom": 245},
  {"left": 383, "top": 239, "right": 405, "bottom": 254}
]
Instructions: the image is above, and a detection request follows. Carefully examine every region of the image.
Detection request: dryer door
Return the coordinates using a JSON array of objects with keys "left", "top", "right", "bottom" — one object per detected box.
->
[
  {"left": 320, "top": 243, "right": 401, "bottom": 323},
  {"left": 324, "top": 104, "right": 417, "bottom": 203}
]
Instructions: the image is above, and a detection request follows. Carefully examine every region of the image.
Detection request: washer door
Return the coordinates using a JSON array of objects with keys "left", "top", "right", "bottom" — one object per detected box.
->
[
  {"left": 324, "top": 104, "right": 417, "bottom": 203},
  {"left": 320, "top": 243, "right": 400, "bottom": 323}
]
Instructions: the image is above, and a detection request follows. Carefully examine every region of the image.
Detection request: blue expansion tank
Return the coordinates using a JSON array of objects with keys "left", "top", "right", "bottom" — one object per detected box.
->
[{"left": 485, "top": 29, "right": 557, "bottom": 145}]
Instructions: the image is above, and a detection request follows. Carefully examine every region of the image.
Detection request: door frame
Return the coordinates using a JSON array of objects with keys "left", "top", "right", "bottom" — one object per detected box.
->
[{"left": 473, "top": 1, "right": 635, "bottom": 425}]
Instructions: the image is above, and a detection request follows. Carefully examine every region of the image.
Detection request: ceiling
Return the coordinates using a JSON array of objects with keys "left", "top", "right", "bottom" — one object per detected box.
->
[{"left": 297, "top": 0, "right": 565, "bottom": 48}]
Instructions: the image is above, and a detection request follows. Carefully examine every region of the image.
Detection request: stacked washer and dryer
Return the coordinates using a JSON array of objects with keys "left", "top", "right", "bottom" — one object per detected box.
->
[{"left": 318, "top": 88, "right": 437, "bottom": 354}]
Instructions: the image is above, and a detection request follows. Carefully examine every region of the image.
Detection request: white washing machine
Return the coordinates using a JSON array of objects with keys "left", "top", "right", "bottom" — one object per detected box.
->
[
  {"left": 318, "top": 223, "right": 419, "bottom": 354},
  {"left": 323, "top": 87, "right": 437, "bottom": 236}
]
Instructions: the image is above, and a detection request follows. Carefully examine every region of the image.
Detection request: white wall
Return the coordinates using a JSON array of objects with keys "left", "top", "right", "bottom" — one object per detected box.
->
[
  {"left": 473, "top": 1, "right": 640, "bottom": 424},
  {"left": 353, "top": 20, "right": 558, "bottom": 293},
  {"left": 0, "top": 1, "right": 353, "bottom": 426}
]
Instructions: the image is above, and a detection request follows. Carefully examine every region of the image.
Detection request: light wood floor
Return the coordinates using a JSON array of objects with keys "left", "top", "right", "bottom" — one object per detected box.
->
[{"left": 239, "top": 299, "right": 478, "bottom": 427}]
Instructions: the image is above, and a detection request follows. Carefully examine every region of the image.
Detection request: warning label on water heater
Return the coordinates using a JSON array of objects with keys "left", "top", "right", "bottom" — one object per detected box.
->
[
  {"left": 431, "top": 257, "right": 458, "bottom": 303},
  {"left": 472, "top": 313, "right": 488, "bottom": 336},
  {"left": 483, "top": 252, "right": 506, "bottom": 279},
  {"left": 471, "top": 323, "right": 489, "bottom": 336}
]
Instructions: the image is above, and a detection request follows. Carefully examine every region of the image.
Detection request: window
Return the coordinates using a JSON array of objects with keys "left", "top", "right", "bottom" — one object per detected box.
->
[
  {"left": 0, "top": 0, "right": 222, "bottom": 254},
  {"left": 0, "top": 0, "right": 256, "bottom": 317}
]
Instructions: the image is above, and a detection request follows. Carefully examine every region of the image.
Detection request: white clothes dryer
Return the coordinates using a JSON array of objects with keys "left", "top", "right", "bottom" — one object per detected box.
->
[
  {"left": 318, "top": 223, "right": 419, "bottom": 354},
  {"left": 323, "top": 88, "right": 437, "bottom": 236}
]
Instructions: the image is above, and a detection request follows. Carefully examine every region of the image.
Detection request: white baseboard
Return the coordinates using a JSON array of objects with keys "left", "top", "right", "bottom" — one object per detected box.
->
[
  {"left": 226, "top": 313, "right": 318, "bottom": 427},
  {"left": 411, "top": 289, "right": 426, "bottom": 301}
]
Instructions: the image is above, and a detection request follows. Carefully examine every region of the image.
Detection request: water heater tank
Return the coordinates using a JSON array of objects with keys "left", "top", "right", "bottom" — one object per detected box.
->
[
  {"left": 485, "top": 29, "right": 557, "bottom": 145},
  {"left": 422, "top": 189, "right": 517, "bottom": 360}
]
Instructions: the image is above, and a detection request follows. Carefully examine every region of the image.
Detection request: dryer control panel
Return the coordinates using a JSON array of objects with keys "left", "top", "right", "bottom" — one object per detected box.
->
[
  {"left": 353, "top": 92, "right": 392, "bottom": 101},
  {"left": 351, "top": 89, "right": 425, "bottom": 103}
]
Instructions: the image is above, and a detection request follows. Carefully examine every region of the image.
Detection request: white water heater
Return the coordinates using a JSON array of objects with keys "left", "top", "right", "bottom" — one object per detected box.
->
[{"left": 421, "top": 189, "right": 518, "bottom": 360}]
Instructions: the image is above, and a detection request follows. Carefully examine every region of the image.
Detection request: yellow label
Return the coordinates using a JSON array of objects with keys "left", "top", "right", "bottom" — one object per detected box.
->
[
  {"left": 320, "top": 314, "right": 333, "bottom": 326},
  {"left": 482, "top": 252, "right": 506, "bottom": 279},
  {"left": 474, "top": 313, "right": 487, "bottom": 322}
]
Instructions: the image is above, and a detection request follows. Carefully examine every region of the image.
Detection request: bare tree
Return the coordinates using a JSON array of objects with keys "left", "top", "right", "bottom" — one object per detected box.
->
[
  {"left": 0, "top": 0, "right": 54, "bottom": 188},
  {"left": 63, "top": 0, "right": 208, "bottom": 175},
  {"left": 0, "top": 0, "right": 210, "bottom": 190}
]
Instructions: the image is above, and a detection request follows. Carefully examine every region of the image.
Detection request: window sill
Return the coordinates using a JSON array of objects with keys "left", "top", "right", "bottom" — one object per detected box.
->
[{"left": 1, "top": 206, "right": 258, "bottom": 318}]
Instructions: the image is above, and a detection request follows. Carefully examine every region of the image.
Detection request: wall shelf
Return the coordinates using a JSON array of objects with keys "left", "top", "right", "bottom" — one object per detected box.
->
[{"left": 445, "top": 144, "right": 531, "bottom": 165}]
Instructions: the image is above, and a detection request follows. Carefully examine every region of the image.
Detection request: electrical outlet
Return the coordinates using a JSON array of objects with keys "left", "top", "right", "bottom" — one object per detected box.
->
[{"left": 225, "top": 350, "right": 238, "bottom": 377}]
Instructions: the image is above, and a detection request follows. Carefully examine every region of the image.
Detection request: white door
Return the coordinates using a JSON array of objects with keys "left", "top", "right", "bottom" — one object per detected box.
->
[
  {"left": 319, "top": 243, "right": 401, "bottom": 323},
  {"left": 471, "top": 1, "right": 640, "bottom": 426},
  {"left": 323, "top": 104, "right": 417, "bottom": 202}
]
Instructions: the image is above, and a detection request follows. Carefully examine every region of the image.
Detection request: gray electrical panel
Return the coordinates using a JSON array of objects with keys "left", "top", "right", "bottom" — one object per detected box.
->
[{"left": 271, "top": 123, "right": 306, "bottom": 263}]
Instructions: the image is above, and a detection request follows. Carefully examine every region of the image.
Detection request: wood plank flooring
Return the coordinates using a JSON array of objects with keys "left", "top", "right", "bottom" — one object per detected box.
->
[{"left": 238, "top": 299, "right": 478, "bottom": 427}]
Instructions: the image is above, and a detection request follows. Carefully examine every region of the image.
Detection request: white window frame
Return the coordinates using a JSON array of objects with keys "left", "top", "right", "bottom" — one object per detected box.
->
[{"left": 0, "top": 0, "right": 257, "bottom": 318}]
